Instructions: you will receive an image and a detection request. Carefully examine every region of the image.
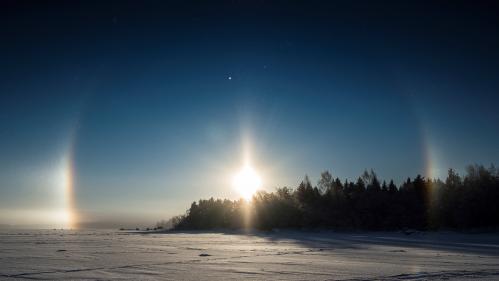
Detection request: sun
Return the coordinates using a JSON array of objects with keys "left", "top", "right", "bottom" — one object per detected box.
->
[{"left": 233, "top": 165, "right": 262, "bottom": 201}]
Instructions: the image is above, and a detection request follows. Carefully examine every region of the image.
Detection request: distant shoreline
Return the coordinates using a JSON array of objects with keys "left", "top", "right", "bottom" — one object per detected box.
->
[{"left": 125, "top": 227, "right": 499, "bottom": 236}]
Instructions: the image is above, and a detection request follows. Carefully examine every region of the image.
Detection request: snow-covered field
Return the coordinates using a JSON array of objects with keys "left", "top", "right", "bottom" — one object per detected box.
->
[{"left": 0, "top": 229, "right": 498, "bottom": 280}]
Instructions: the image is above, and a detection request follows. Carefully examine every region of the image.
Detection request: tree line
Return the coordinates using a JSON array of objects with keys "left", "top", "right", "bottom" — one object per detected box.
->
[{"left": 163, "top": 164, "right": 499, "bottom": 231}]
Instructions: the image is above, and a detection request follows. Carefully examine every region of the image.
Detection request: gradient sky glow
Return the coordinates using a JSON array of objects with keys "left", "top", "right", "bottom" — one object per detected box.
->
[{"left": 1, "top": 1, "right": 498, "bottom": 228}]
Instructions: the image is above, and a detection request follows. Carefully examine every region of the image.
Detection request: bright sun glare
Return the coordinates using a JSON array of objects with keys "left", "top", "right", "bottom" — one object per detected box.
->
[{"left": 233, "top": 165, "right": 262, "bottom": 201}]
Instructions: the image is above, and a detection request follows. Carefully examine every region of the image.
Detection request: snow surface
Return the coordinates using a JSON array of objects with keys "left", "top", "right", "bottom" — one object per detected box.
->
[{"left": 0, "top": 229, "right": 498, "bottom": 280}]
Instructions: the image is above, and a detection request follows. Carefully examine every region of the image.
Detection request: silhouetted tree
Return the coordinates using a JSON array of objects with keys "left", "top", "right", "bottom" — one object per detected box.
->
[
  {"left": 171, "top": 164, "right": 499, "bottom": 231},
  {"left": 317, "top": 171, "right": 333, "bottom": 195}
]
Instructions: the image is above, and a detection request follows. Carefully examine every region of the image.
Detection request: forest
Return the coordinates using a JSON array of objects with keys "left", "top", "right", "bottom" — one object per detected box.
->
[{"left": 164, "top": 164, "right": 499, "bottom": 231}]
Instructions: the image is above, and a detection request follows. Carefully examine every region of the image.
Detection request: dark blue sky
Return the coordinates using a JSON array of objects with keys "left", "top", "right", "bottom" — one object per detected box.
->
[{"left": 1, "top": 1, "right": 498, "bottom": 227}]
